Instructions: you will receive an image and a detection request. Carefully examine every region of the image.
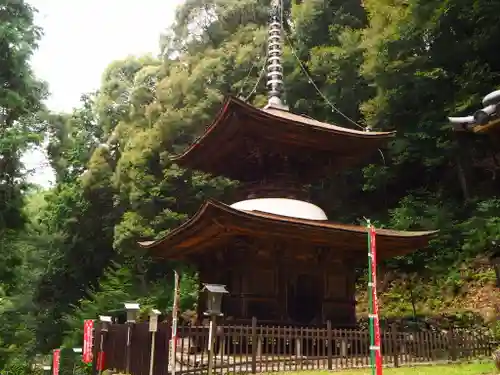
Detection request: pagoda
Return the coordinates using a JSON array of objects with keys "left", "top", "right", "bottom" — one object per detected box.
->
[{"left": 139, "top": 0, "right": 437, "bottom": 327}]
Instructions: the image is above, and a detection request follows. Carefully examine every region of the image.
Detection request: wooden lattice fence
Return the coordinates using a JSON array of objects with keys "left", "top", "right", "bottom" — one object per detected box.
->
[{"left": 92, "top": 319, "right": 495, "bottom": 375}]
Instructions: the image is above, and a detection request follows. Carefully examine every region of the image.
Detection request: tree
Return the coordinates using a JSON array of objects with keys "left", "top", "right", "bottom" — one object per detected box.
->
[
  {"left": 0, "top": 0, "right": 46, "bottom": 231},
  {"left": 0, "top": 1, "right": 47, "bottom": 367}
]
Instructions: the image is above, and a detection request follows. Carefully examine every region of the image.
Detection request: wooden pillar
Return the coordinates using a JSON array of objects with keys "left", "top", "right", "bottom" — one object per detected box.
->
[
  {"left": 321, "top": 267, "right": 326, "bottom": 324},
  {"left": 240, "top": 250, "right": 248, "bottom": 318},
  {"left": 275, "top": 244, "right": 286, "bottom": 320},
  {"left": 327, "top": 320, "right": 333, "bottom": 370},
  {"left": 251, "top": 317, "right": 258, "bottom": 373},
  {"left": 236, "top": 245, "right": 249, "bottom": 319},
  {"left": 317, "top": 246, "right": 328, "bottom": 324}
]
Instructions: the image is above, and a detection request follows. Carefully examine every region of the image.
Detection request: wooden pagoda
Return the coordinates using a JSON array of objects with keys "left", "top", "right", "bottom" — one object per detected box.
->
[{"left": 139, "top": 2, "right": 437, "bottom": 327}]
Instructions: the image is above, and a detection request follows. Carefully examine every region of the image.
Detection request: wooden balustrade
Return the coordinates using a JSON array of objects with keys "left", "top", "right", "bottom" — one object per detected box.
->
[{"left": 92, "top": 319, "right": 495, "bottom": 375}]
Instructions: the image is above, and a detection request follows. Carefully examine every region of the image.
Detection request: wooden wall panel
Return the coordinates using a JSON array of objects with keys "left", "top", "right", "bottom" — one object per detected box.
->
[
  {"left": 246, "top": 298, "right": 280, "bottom": 320},
  {"left": 223, "top": 296, "right": 241, "bottom": 318},
  {"left": 325, "top": 273, "right": 348, "bottom": 299},
  {"left": 195, "top": 239, "right": 358, "bottom": 326},
  {"left": 242, "top": 269, "right": 275, "bottom": 296}
]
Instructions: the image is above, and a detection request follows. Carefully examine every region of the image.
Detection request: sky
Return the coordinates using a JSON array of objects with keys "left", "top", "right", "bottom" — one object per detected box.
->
[{"left": 23, "top": 0, "right": 185, "bottom": 187}]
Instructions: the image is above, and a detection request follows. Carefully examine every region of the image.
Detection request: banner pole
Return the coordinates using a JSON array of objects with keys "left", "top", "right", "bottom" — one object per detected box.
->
[
  {"left": 367, "top": 221, "right": 383, "bottom": 375},
  {"left": 170, "top": 270, "right": 180, "bottom": 375},
  {"left": 367, "top": 220, "right": 376, "bottom": 375}
]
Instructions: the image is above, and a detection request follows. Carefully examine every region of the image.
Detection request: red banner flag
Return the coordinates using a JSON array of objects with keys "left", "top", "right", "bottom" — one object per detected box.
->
[
  {"left": 52, "top": 349, "right": 60, "bottom": 375},
  {"left": 370, "top": 226, "right": 383, "bottom": 375},
  {"left": 83, "top": 319, "right": 94, "bottom": 363},
  {"left": 96, "top": 351, "right": 106, "bottom": 371}
]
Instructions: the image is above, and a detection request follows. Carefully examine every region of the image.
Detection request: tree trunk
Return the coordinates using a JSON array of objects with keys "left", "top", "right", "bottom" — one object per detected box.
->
[
  {"left": 408, "top": 278, "right": 417, "bottom": 321},
  {"left": 493, "top": 347, "right": 500, "bottom": 371}
]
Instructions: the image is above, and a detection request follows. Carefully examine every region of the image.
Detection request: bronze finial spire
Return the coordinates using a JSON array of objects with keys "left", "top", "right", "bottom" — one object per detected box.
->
[{"left": 265, "top": 0, "right": 289, "bottom": 111}]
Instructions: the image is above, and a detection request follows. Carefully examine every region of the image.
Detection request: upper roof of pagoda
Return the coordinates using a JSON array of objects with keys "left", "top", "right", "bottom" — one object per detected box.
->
[
  {"left": 172, "top": 96, "right": 395, "bottom": 182},
  {"left": 138, "top": 200, "right": 437, "bottom": 262}
]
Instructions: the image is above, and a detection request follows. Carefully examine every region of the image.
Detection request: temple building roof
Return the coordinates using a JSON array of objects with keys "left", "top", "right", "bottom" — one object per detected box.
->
[
  {"left": 172, "top": 96, "right": 395, "bottom": 183},
  {"left": 449, "top": 89, "right": 500, "bottom": 135},
  {"left": 138, "top": 200, "right": 438, "bottom": 262},
  {"left": 452, "top": 118, "right": 500, "bottom": 135}
]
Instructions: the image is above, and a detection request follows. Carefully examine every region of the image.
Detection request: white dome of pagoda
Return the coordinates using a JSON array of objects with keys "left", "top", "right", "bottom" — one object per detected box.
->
[{"left": 230, "top": 198, "right": 328, "bottom": 221}]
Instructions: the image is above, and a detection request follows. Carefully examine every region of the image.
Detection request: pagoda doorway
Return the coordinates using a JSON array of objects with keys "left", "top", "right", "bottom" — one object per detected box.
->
[{"left": 286, "top": 273, "right": 322, "bottom": 324}]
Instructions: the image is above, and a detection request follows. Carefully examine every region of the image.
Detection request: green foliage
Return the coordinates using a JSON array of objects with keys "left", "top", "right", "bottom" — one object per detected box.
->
[
  {"left": 62, "top": 264, "right": 198, "bottom": 348},
  {"left": 492, "top": 320, "right": 500, "bottom": 340},
  {"left": 0, "top": 0, "right": 46, "bottom": 232},
  {"left": 462, "top": 199, "right": 500, "bottom": 256},
  {"left": 0, "top": 360, "right": 44, "bottom": 375},
  {"left": 0, "top": 0, "right": 48, "bottom": 368},
  {"left": 45, "top": 93, "right": 102, "bottom": 183}
]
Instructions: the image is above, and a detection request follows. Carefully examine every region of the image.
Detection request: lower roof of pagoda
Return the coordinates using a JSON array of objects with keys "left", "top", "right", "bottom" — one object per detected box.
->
[
  {"left": 138, "top": 200, "right": 438, "bottom": 261},
  {"left": 172, "top": 96, "right": 395, "bottom": 182}
]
